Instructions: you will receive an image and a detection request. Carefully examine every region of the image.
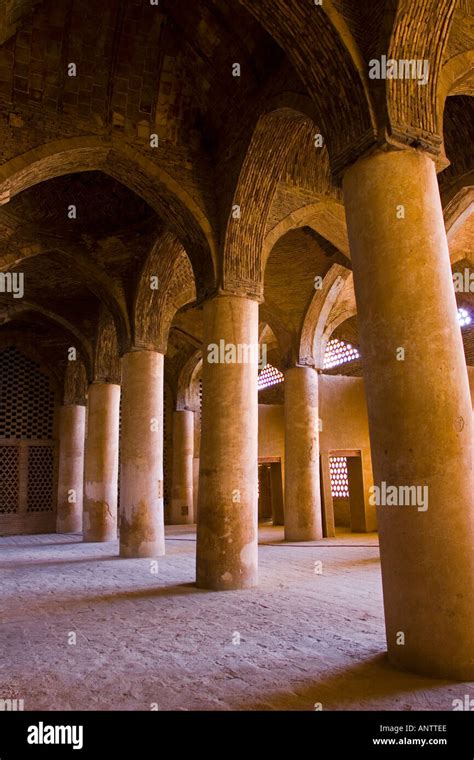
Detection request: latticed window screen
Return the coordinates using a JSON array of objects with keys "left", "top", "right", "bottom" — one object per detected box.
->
[
  {"left": 329, "top": 456, "right": 350, "bottom": 498},
  {"left": 27, "top": 446, "right": 54, "bottom": 512},
  {"left": 0, "top": 346, "right": 56, "bottom": 516},
  {"left": 0, "top": 447, "right": 19, "bottom": 514},
  {"left": 0, "top": 347, "right": 55, "bottom": 439}
]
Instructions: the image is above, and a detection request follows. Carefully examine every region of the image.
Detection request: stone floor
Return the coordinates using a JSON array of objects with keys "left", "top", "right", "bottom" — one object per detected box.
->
[{"left": 0, "top": 526, "right": 471, "bottom": 711}]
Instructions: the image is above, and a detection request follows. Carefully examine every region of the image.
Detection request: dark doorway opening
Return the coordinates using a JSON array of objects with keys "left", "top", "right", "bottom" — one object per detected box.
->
[{"left": 258, "top": 459, "right": 284, "bottom": 526}]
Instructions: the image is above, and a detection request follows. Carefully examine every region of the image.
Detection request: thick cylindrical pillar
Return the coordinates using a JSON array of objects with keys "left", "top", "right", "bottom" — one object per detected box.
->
[
  {"left": 119, "top": 351, "right": 165, "bottom": 558},
  {"left": 83, "top": 383, "right": 120, "bottom": 543},
  {"left": 56, "top": 404, "right": 85, "bottom": 534},
  {"left": 170, "top": 410, "right": 194, "bottom": 524},
  {"left": 284, "top": 367, "right": 323, "bottom": 541},
  {"left": 196, "top": 295, "right": 259, "bottom": 590},
  {"left": 343, "top": 149, "right": 474, "bottom": 679}
]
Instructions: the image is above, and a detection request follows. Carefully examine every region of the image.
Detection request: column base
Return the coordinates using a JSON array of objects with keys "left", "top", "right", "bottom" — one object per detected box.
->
[
  {"left": 388, "top": 650, "right": 474, "bottom": 682},
  {"left": 120, "top": 538, "right": 165, "bottom": 559},
  {"left": 284, "top": 526, "right": 323, "bottom": 542},
  {"left": 83, "top": 534, "right": 116, "bottom": 543},
  {"left": 195, "top": 573, "right": 258, "bottom": 591},
  {"left": 57, "top": 516, "right": 82, "bottom": 534}
]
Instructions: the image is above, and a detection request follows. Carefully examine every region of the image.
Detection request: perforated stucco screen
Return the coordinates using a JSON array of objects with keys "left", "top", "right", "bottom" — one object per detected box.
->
[
  {"left": 27, "top": 446, "right": 55, "bottom": 512},
  {"left": 0, "top": 347, "right": 55, "bottom": 439},
  {"left": 0, "top": 347, "right": 56, "bottom": 515},
  {"left": 0, "top": 446, "right": 19, "bottom": 513},
  {"left": 329, "top": 456, "right": 350, "bottom": 498}
]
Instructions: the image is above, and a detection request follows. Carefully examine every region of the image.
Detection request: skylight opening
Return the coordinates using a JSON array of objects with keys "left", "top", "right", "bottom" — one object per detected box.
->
[
  {"left": 323, "top": 338, "right": 360, "bottom": 370},
  {"left": 258, "top": 364, "right": 284, "bottom": 391},
  {"left": 457, "top": 308, "right": 472, "bottom": 328}
]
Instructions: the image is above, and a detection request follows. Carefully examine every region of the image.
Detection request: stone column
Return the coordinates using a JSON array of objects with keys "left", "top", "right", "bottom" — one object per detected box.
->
[
  {"left": 119, "top": 351, "right": 165, "bottom": 558},
  {"left": 196, "top": 295, "right": 259, "bottom": 590},
  {"left": 170, "top": 410, "right": 194, "bottom": 524},
  {"left": 284, "top": 366, "right": 323, "bottom": 541},
  {"left": 56, "top": 404, "right": 85, "bottom": 534},
  {"left": 343, "top": 149, "right": 474, "bottom": 679},
  {"left": 83, "top": 383, "right": 120, "bottom": 543}
]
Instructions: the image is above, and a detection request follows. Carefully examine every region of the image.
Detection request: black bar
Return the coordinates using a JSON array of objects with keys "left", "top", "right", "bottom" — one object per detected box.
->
[{"left": 0, "top": 711, "right": 473, "bottom": 757}]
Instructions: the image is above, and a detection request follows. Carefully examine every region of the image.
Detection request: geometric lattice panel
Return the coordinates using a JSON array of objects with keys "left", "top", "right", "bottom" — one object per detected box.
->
[
  {"left": 27, "top": 446, "right": 54, "bottom": 512},
  {"left": 0, "top": 347, "right": 55, "bottom": 439},
  {"left": 324, "top": 338, "right": 360, "bottom": 369},
  {"left": 0, "top": 446, "right": 19, "bottom": 513},
  {"left": 258, "top": 364, "right": 284, "bottom": 390},
  {"left": 329, "top": 456, "right": 350, "bottom": 498}
]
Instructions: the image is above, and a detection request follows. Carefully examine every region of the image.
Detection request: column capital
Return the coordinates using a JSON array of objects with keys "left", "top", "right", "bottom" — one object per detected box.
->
[
  {"left": 204, "top": 287, "right": 263, "bottom": 305},
  {"left": 122, "top": 345, "right": 166, "bottom": 357},
  {"left": 90, "top": 379, "right": 121, "bottom": 388},
  {"left": 283, "top": 362, "right": 320, "bottom": 374},
  {"left": 337, "top": 140, "right": 449, "bottom": 184}
]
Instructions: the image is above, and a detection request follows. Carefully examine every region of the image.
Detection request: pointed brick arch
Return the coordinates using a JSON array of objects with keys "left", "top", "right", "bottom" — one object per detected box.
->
[
  {"left": 387, "top": 0, "right": 458, "bottom": 152},
  {"left": 1, "top": 239, "right": 131, "bottom": 356},
  {"left": 176, "top": 351, "right": 202, "bottom": 412},
  {"left": 1, "top": 301, "right": 92, "bottom": 378},
  {"left": 134, "top": 230, "right": 196, "bottom": 353},
  {"left": 94, "top": 308, "right": 121, "bottom": 384},
  {"left": 445, "top": 186, "right": 474, "bottom": 266},
  {"left": 0, "top": 137, "right": 217, "bottom": 298},
  {"left": 223, "top": 111, "right": 317, "bottom": 296},
  {"left": 238, "top": 0, "right": 376, "bottom": 173},
  {"left": 262, "top": 198, "right": 350, "bottom": 281},
  {"left": 299, "top": 264, "right": 353, "bottom": 369},
  {"left": 437, "top": 50, "right": 474, "bottom": 134},
  {"left": 63, "top": 358, "right": 88, "bottom": 406}
]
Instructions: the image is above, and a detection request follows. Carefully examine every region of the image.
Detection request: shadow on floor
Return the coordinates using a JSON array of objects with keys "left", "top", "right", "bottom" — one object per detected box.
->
[
  {"left": 0, "top": 555, "right": 120, "bottom": 569},
  {"left": 0, "top": 538, "right": 84, "bottom": 548},
  {"left": 235, "top": 654, "right": 460, "bottom": 711}
]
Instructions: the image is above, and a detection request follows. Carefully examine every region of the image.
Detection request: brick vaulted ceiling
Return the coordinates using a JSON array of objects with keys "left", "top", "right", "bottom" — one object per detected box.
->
[
  {"left": 0, "top": 0, "right": 471, "bottom": 395},
  {"left": 2, "top": 171, "right": 155, "bottom": 238},
  {"left": 0, "top": 0, "right": 284, "bottom": 149}
]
